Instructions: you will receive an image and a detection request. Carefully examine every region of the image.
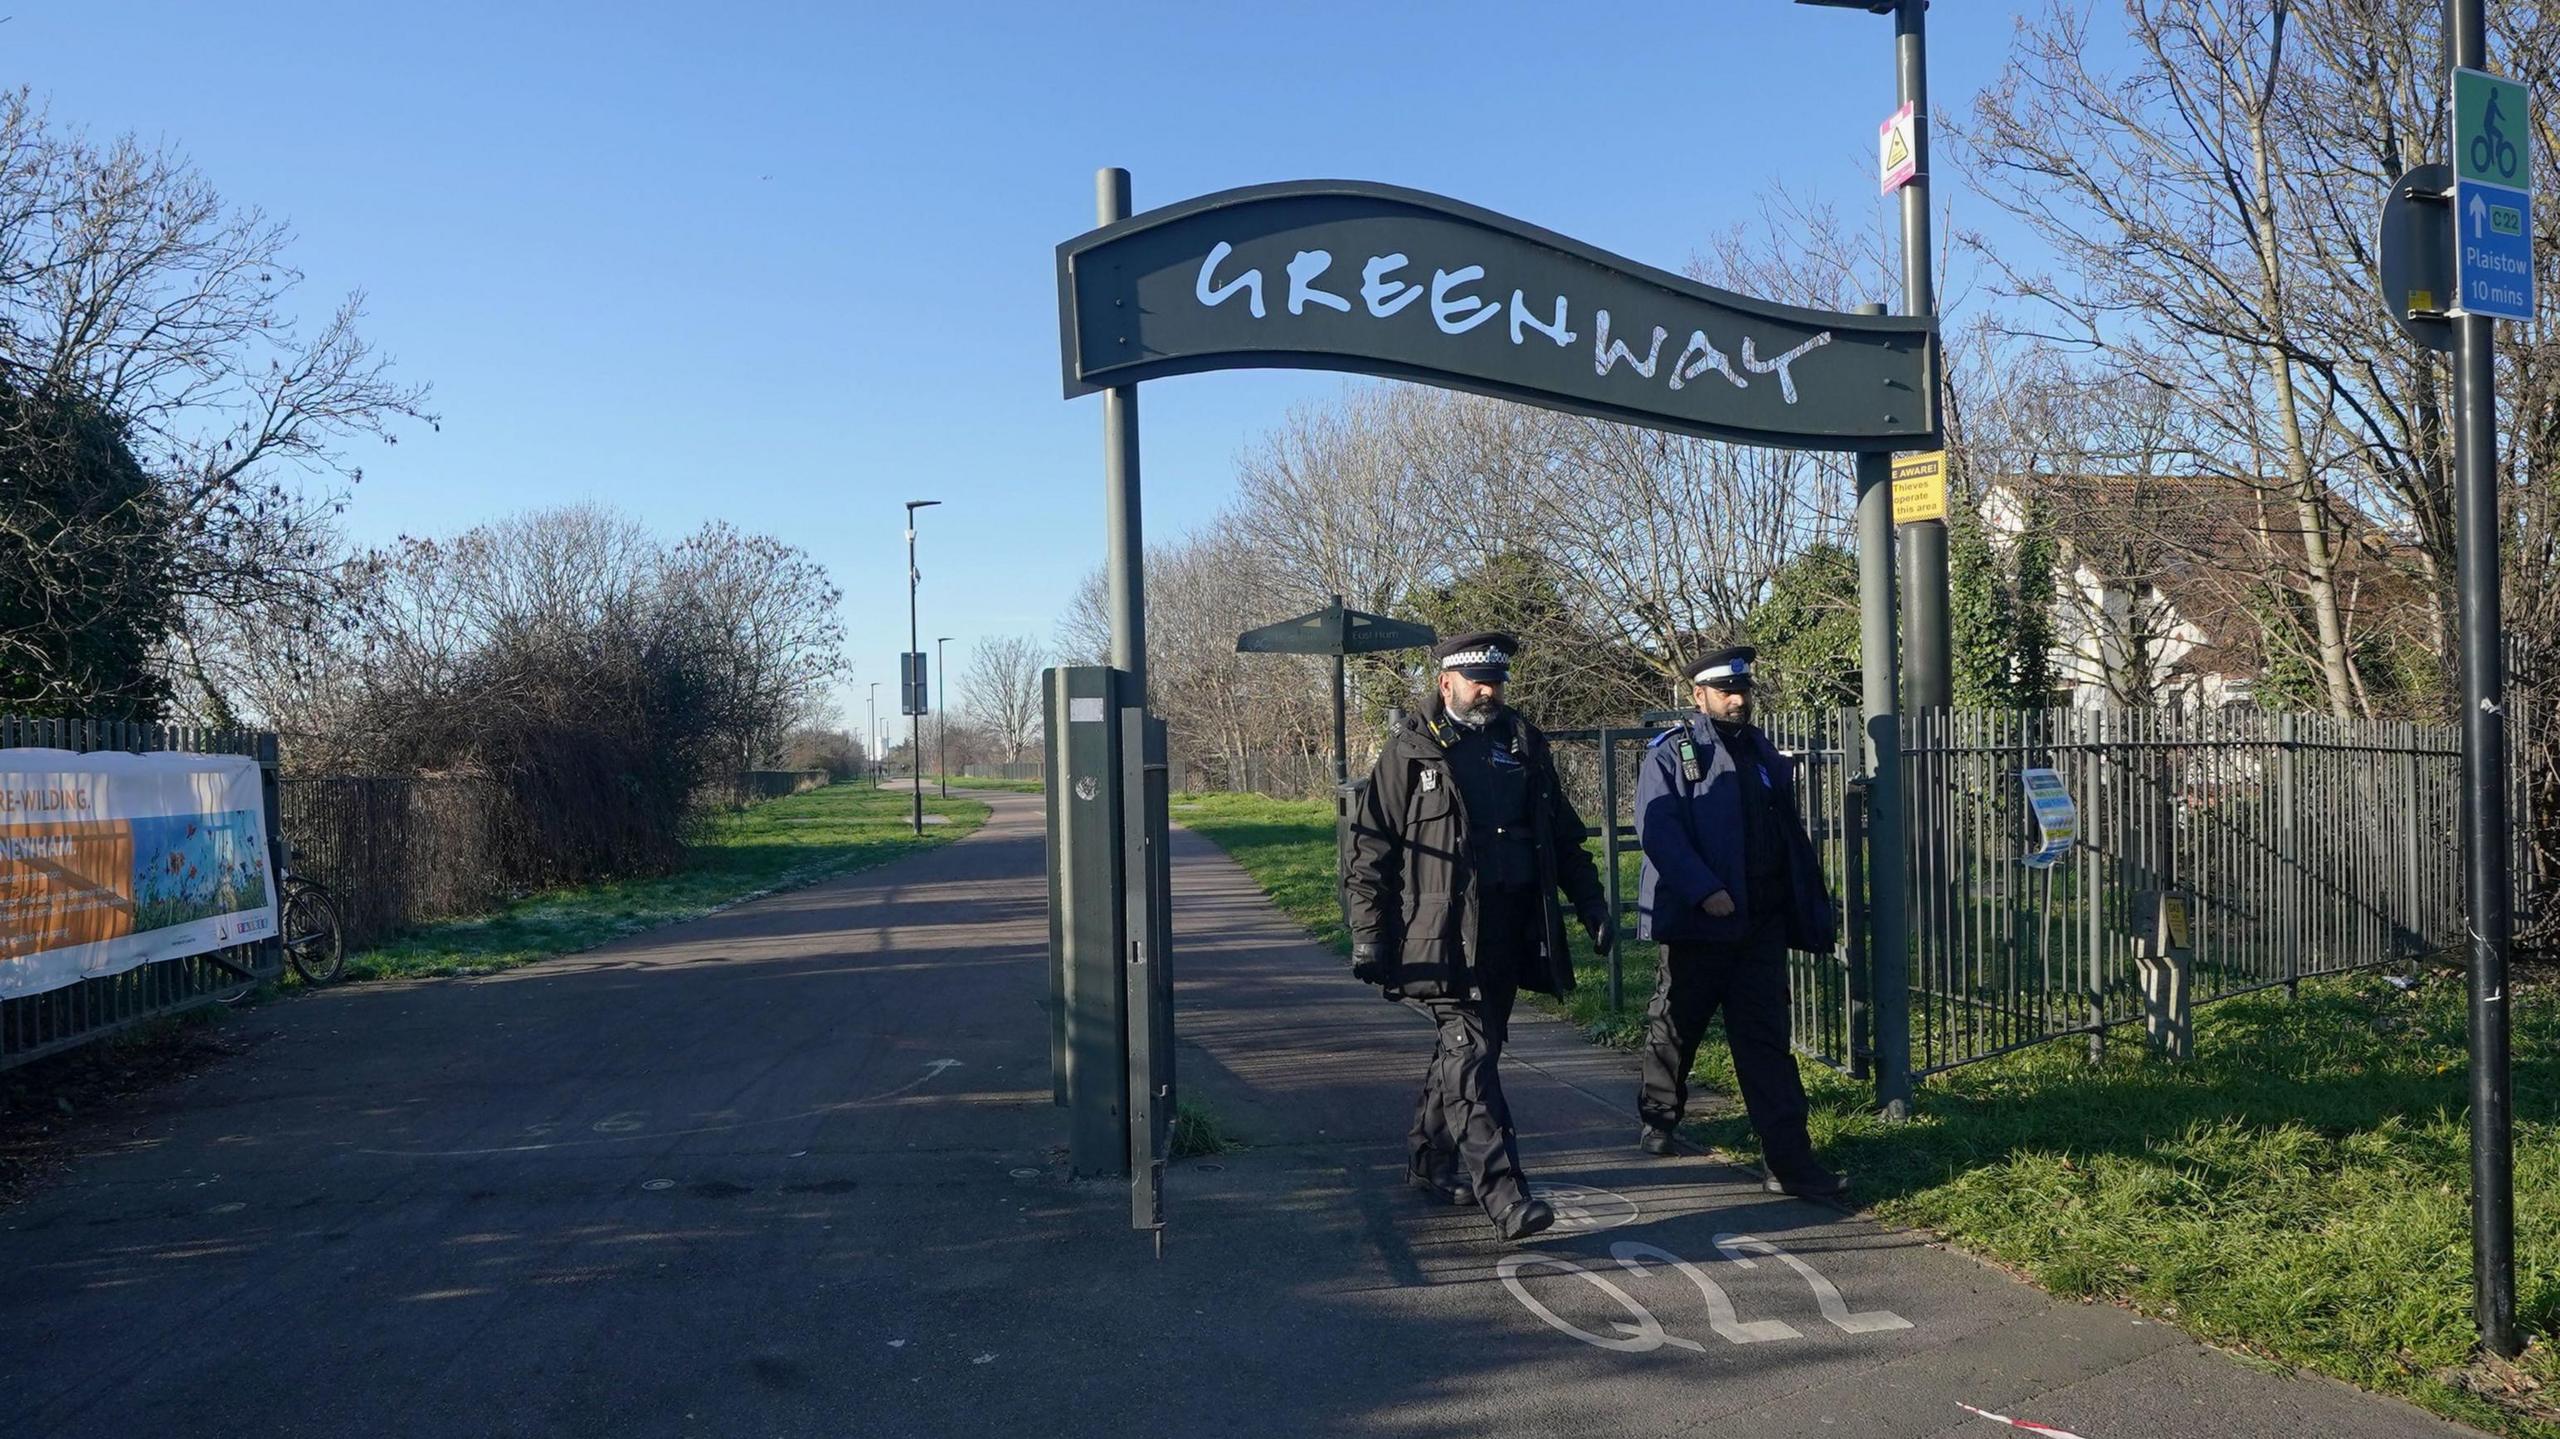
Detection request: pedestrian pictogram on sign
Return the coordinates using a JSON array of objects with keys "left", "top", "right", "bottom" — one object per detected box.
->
[
  {"left": 2452, "top": 67, "right": 2535, "bottom": 322},
  {"left": 1890, "top": 450, "right": 1946, "bottom": 525},
  {"left": 1879, "top": 103, "right": 1917, "bottom": 194}
]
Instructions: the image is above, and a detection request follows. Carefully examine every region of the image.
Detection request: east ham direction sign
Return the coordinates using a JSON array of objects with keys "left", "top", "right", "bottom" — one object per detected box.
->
[{"left": 1057, "top": 180, "right": 1940, "bottom": 452}]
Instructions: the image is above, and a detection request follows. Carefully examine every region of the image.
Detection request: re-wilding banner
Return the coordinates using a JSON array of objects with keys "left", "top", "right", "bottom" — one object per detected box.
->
[{"left": 0, "top": 749, "right": 276, "bottom": 1000}]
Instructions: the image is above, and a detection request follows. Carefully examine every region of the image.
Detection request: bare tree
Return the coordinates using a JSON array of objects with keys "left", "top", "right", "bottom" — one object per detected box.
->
[
  {"left": 663, "top": 521, "right": 847, "bottom": 767},
  {"left": 964, "top": 635, "right": 1046, "bottom": 765},
  {"left": 1960, "top": 1, "right": 2413, "bottom": 717},
  {"left": 0, "top": 90, "right": 433, "bottom": 716}
]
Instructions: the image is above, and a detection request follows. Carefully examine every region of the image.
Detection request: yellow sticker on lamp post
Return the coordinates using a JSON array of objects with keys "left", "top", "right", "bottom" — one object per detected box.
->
[{"left": 1891, "top": 451, "right": 1947, "bottom": 525}]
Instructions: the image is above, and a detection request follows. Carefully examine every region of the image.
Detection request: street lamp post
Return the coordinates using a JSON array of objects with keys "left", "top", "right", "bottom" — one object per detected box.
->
[
  {"left": 936, "top": 635, "right": 955, "bottom": 797},
  {"left": 867, "top": 682, "right": 881, "bottom": 789},
  {"left": 905, "top": 500, "right": 942, "bottom": 837}
]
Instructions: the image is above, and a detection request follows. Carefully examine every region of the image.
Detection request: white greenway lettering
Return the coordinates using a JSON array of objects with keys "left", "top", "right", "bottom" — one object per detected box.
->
[
  {"left": 1196, "top": 241, "right": 1267, "bottom": 318},
  {"left": 1430, "top": 265, "right": 1503, "bottom": 334},
  {"left": 1592, "top": 309, "right": 1668, "bottom": 378},
  {"left": 1713, "top": 1233, "right": 1912, "bottom": 1334},
  {"left": 1286, "top": 249, "right": 1352, "bottom": 316},
  {"left": 1610, "top": 1241, "right": 1800, "bottom": 1344},
  {"left": 1360, "top": 253, "right": 1425, "bottom": 317},
  {"left": 1738, "top": 334, "right": 1831, "bottom": 405},
  {"left": 1187, "top": 245, "right": 1840, "bottom": 408},
  {"left": 1498, "top": 1254, "right": 1693, "bottom": 1354},
  {"left": 1509, "top": 290, "right": 1576, "bottom": 347}
]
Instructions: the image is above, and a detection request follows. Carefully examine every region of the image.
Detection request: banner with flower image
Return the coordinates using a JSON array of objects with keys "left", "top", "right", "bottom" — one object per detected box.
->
[{"left": 0, "top": 749, "right": 275, "bottom": 999}]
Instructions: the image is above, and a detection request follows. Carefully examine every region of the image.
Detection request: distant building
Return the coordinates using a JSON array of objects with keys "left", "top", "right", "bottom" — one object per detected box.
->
[{"left": 1980, "top": 474, "right": 2433, "bottom": 713}]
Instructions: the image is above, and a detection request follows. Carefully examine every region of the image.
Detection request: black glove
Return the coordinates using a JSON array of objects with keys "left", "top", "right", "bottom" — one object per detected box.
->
[
  {"left": 1351, "top": 942, "right": 1399, "bottom": 988},
  {"left": 1583, "top": 913, "right": 1616, "bottom": 957}
]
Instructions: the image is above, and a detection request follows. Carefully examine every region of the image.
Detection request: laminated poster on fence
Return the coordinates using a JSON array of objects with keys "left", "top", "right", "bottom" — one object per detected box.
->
[
  {"left": 2020, "top": 765, "right": 2078, "bottom": 870},
  {"left": 0, "top": 749, "right": 276, "bottom": 1000}
]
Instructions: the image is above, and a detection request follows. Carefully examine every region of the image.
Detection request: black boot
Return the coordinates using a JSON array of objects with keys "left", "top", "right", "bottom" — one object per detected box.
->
[
  {"left": 1494, "top": 1197, "right": 1555, "bottom": 1243},
  {"left": 1407, "top": 1152, "right": 1475, "bottom": 1207},
  {"left": 1761, "top": 1159, "right": 1849, "bottom": 1200}
]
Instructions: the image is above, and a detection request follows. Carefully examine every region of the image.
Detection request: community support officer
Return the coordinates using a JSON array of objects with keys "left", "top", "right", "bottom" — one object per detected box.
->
[
  {"left": 1342, "top": 632, "right": 1614, "bottom": 1244},
  {"left": 1631, "top": 645, "right": 1847, "bottom": 1198}
]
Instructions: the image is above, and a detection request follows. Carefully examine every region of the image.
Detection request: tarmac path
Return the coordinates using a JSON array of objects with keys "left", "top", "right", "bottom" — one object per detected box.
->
[{"left": 0, "top": 789, "right": 2479, "bottom": 1438}]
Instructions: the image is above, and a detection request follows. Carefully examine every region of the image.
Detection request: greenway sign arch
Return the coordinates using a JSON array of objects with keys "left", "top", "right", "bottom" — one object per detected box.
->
[
  {"left": 1046, "top": 172, "right": 1934, "bottom": 1243},
  {"left": 1056, "top": 179, "right": 1938, "bottom": 451}
]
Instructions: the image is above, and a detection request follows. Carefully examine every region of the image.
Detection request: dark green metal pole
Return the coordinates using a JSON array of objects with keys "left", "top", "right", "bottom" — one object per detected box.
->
[
  {"left": 1331, "top": 595, "right": 1348, "bottom": 788},
  {"left": 1896, "top": 0, "right": 1950, "bottom": 713},
  {"left": 937, "top": 636, "right": 952, "bottom": 797},
  {"left": 1099, "top": 168, "right": 1148, "bottom": 699},
  {"left": 2449, "top": 0, "right": 2519, "bottom": 1360},
  {"left": 907, "top": 505, "right": 926, "bottom": 836},
  {"left": 1856, "top": 305, "right": 1912, "bottom": 1120}
]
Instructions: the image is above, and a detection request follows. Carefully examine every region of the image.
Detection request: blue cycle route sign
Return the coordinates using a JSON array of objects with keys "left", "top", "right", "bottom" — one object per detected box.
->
[{"left": 2453, "top": 67, "right": 2535, "bottom": 322}]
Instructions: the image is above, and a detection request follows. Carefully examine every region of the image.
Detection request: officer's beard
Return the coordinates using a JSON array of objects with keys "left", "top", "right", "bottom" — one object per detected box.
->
[{"left": 1444, "top": 687, "right": 1501, "bottom": 728}]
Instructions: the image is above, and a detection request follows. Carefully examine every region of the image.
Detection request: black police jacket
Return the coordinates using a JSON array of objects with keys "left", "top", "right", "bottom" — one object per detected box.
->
[{"left": 1342, "top": 702, "right": 1609, "bottom": 1001}]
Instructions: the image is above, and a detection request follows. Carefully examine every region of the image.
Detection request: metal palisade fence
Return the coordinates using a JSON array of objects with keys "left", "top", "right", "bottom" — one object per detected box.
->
[
  {"left": 0, "top": 717, "right": 285, "bottom": 1071},
  {"left": 1897, "top": 707, "right": 2462, "bottom": 1076},
  {"left": 1554, "top": 706, "right": 2473, "bottom": 1089}
]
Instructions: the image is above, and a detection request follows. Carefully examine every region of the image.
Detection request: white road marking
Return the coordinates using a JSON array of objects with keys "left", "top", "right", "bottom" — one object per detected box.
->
[
  {"left": 1611, "top": 1241, "right": 1800, "bottom": 1344},
  {"left": 1714, "top": 1233, "right": 1913, "bottom": 1334},
  {"left": 1498, "top": 1253, "right": 1692, "bottom": 1354}
]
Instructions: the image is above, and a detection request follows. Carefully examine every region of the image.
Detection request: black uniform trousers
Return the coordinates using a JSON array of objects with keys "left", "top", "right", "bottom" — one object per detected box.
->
[
  {"left": 1637, "top": 914, "right": 1816, "bottom": 1172},
  {"left": 1407, "top": 884, "right": 1536, "bottom": 1218}
]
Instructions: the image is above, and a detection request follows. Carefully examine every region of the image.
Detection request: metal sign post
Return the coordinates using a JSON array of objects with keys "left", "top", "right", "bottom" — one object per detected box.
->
[
  {"left": 2446, "top": 0, "right": 2520, "bottom": 1359},
  {"left": 1852, "top": 298, "right": 1912, "bottom": 1121},
  {"left": 1235, "top": 595, "right": 1437, "bottom": 788},
  {"left": 904, "top": 499, "right": 940, "bottom": 838},
  {"left": 1891, "top": 0, "right": 1950, "bottom": 715}
]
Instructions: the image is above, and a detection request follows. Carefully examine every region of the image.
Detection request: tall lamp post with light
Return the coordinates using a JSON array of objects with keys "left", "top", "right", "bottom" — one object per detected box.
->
[
  {"left": 935, "top": 635, "right": 956, "bottom": 797},
  {"left": 904, "top": 500, "right": 942, "bottom": 837}
]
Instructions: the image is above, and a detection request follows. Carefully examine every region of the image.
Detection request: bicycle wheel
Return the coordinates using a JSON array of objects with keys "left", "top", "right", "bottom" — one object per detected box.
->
[{"left": 283, "top": 881, "right": 347, "bottom": 985}]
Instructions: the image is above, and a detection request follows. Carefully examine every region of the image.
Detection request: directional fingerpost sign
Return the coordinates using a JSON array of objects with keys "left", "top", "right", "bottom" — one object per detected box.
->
[
  {"left": 2453, "top": 67, "right": 2534, "bottom": 322},
  {"left": 1879, "top": 102, "right": 1917, "bottom": 195}
]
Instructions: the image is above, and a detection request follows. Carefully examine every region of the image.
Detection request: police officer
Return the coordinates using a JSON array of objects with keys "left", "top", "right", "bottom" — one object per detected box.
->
[
  {"left": 1632, "top": 645, "right": 1847, "bottom": 1198},
  {"left": 1343, "top": 632, "right": 1614, "bottom": 1243}
]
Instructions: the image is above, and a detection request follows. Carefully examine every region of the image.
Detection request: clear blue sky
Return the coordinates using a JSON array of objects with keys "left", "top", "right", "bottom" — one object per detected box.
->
[{"left": 18, "top": 0, "right": 2058, "bottom": 742}]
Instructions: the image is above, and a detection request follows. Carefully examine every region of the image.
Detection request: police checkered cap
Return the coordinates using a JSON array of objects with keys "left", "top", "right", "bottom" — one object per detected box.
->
[{"left": 1432, "top": 630, "right": 1519, "bottom": 677}]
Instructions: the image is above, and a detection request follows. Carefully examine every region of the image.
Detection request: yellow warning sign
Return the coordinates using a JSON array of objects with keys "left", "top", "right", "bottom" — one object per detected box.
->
[
  {"left": 1890, "top": 450, "right": 1946, "bottom": 525},
  {"left": 1882, "top": 127, "right": 1910, "bottom": 173}
]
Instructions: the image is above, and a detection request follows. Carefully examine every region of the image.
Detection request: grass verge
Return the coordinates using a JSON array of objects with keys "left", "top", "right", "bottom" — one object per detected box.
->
[
  {"left": 941, "top": 775, "right": 1043, "bottom": 793},
  {"left": 1174, "top": 788, "right": 2560, "bottom": 1438},
  {"left": 346, "top": 783, "right": 989, "bottom": 981}
]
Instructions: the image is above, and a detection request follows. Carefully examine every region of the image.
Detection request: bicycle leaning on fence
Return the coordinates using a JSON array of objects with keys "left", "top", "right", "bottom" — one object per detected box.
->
[{"left": 279, "top": 867, "right": 347, "bottom": 985}]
